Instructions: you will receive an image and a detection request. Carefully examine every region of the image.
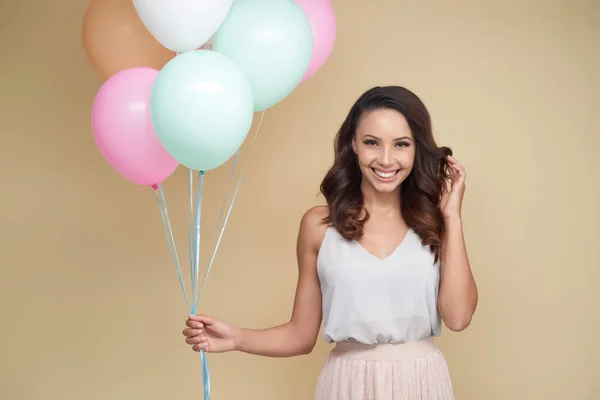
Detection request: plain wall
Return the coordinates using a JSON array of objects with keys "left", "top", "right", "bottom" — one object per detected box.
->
[{"left": 1, "top": 0, "right": 599, "bottom": 399}]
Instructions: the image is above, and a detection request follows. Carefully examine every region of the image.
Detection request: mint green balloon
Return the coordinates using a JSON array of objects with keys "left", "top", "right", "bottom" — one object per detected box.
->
[
  {"left": 212, "top": 0, "right": 313, "bottom": 112},
  {"left": 150, "top": 50, "right": 254, "bottom": 171}
]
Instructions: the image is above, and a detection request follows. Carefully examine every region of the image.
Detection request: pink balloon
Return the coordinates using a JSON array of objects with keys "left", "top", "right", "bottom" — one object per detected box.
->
[
  {"left": 91, "top": 67, "right": 178, "bottom": 186},
  {"left": 293, "top": 0, "right": 337, "bottom": 81}
]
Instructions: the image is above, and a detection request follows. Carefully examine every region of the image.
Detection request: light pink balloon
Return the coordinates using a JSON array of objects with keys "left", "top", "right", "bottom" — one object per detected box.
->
[
  {"left": 91, "top": 67, "right": 178, "bottom": 186},
  {"left": 293, "top": 0, "right": 337, "bottom": 81}
]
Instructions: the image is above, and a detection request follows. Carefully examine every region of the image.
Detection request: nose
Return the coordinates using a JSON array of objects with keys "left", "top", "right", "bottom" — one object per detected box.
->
[{"left": 378, "top": 146, "right": 393, "bottom": 166}]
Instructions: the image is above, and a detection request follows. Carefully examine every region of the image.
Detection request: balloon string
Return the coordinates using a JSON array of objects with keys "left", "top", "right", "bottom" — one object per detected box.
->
[
  {"left": 186, "top": 171, "right": 209, "bottom": 400},
  {"left": 155, "top": 185, "right": 189, "bottom": 311},
  {"left": 197, "top": 111, "right": 266, "bottom": 301},
  {"left": 156, "top": 111, "right": 265, "bottom": 400},
  {"left": 194, "top": 112, "right": 265, "bottom": 400},
  {"left": 201, "top": 349, "right": 211, "bottom": 400},
  {"left": 191, "top": 171, "right": 204, "bottom": 314},
  {"left": 188, "top": 169, "right": 194, "bottom": 288},
  {"left": 216, "top": 110, "right": 266, "bottom": 232},
  {"left": 188, "top": 169, "right": 194, "bottom": 294},
  {"left": 216, "top": 150, "right": 240, "bottom": 230},
  {"left": 194, "top": 110, "right": 265, "bottom": 400}
]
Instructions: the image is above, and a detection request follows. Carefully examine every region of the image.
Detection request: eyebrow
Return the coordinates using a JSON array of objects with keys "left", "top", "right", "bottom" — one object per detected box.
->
[{"left": 364, "top": 134, "right": 413, "bottom": 141}]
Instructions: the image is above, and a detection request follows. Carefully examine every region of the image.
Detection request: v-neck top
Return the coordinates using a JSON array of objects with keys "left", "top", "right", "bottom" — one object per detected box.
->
[{"left": 317, "top": 226, "right": 442, "bottom": 345}]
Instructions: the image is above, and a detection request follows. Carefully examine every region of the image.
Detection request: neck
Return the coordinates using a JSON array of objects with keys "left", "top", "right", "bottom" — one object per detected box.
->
[{"left": 360, "top": 180, "right": 401, "bottom": 214}]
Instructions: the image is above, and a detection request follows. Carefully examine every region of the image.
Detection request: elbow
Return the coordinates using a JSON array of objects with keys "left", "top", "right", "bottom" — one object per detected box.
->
[
  {"left": 440, "top": 303, "right": 476, "bottom": 332},
  {"left": 297, "top": 337, "right": 317, "bottom": 355},
  {"left": 289, "top": 320, "right": 319, "bottom": 356},
  {"left": 298, "top": 346, "right": 314, "bottom": 356},
  {"left": 444, "top": 314, "right": 473, "bottom": 332},
  {"left": 439, "top": 288, "right": 478, "bottom": 332}
]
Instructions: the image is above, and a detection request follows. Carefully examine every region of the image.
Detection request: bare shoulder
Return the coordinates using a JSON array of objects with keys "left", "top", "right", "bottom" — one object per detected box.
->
[
  {"left": 301, "top": 205, "right": 329, "bottom": 227},
  {"left": 298, "top": 205, "right": 329, "bottom": 253}
]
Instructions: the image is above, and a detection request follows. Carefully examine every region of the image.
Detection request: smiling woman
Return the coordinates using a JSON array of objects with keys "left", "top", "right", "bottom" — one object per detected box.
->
[
  {"left": 321, "top": 87, "right": 453, "bottom": 262},
  {"left": 182, "top": 86, "right": 477, "bottom": 400}
]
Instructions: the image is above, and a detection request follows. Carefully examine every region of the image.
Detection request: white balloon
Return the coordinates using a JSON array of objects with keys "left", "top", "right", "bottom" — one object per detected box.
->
[{"left": 133, "top": 0, "right": 233, "bottom": 53}]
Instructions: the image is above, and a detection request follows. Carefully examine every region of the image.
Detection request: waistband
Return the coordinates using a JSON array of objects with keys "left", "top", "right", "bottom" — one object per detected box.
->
[{"left": 331, "top": 337, "right": 437, "bottom": 361}]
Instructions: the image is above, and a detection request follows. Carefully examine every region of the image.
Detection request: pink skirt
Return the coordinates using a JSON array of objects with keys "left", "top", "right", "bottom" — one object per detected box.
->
[{"left": 314, "top": 337, "right": 454, "bottom": 400}]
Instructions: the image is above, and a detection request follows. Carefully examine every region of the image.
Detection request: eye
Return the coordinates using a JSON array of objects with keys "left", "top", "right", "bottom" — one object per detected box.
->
[
  {"left": 363, "top": 139, "right": 378, "bottom": 146},
  {"left": 395, "top": 141, "right": 410, "bottom": 148}
]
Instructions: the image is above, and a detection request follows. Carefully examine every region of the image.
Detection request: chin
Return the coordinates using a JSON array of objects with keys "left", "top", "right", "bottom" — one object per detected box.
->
[{"left": 372, "top": 180, "right": 401, "bottom": 193}]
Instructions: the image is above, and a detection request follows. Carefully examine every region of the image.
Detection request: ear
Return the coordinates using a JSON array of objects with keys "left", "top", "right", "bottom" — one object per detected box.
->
[{"left": 351, "top": 137, "right": 357, "bottom": 154}]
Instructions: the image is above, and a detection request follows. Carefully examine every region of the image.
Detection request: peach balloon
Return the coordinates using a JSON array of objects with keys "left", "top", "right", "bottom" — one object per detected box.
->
[{"left": 82, "top": 0, "right": 175, "bottom": 79}]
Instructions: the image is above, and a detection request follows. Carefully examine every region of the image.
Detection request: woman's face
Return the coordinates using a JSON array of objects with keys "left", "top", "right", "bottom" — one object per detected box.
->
[{"left": 352, "top": 109, "right": 416, "bottom": 194}]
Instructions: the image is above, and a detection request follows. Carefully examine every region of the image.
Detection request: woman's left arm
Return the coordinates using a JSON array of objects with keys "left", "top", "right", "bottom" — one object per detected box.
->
[{"left": 438, "top": 155, "right": 478, "bottom": 332}]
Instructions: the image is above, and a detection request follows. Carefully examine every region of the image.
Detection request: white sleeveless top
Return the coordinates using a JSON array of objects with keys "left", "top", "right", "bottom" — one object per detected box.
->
[{"left": 317, "top": 226, "right": 442, "bottom": 345}]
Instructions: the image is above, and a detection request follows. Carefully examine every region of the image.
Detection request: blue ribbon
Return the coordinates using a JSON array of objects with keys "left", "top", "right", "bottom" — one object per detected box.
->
[
  {"left": 155, "top": 174, "right": 211, "bottom": 400},
  {"left": 191, "top": 172, "right": 204, "bottom": 314},
  {"left": 189, "top": 171, "right": 210, "bottom": 400},
  {"left": 153, "top": 110, "right": 266, "bottom": 399}
]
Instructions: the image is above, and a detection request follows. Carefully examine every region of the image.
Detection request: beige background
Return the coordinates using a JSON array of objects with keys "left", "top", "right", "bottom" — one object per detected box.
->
[{"left": 1, "top": 0, "right": 599, "bottom": 399}]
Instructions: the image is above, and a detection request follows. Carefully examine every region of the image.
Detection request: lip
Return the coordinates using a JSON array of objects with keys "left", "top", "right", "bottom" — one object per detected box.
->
[{"left": 371, "top": 168, "right": 400, "bottom": 182}]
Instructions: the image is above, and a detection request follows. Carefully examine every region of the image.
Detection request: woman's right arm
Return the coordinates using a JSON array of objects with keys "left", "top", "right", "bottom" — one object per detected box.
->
[
  {"left": 184, "top": 206, "right": 327, "bottom": 357},
  {"left": 235, "top": 207, "right": 323, "bottom": 355}
]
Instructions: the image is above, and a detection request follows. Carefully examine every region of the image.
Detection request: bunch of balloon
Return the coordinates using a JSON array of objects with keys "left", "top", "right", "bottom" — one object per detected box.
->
[{"left": 83, "top": 1, "right": 336, "bottom": 398}]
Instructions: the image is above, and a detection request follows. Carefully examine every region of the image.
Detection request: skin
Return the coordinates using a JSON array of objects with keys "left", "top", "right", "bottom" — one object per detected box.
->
[{"left": 183, "top": 108, "right": 478, "bottom": 355}]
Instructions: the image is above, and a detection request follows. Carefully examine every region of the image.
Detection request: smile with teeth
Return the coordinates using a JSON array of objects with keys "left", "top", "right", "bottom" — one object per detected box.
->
[{"left": 372, "top": 168, "right": 400, "bottom": 180}]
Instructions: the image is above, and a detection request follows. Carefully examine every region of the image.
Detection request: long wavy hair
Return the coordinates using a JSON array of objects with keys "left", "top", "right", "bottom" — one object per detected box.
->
[{"left": 320, "top": 86, "right": 451, "bottom": 261}]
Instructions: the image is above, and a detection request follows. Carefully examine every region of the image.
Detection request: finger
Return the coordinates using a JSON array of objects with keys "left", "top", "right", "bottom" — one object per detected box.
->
[
  {"left": 447, "top": 156, "right": 465, "bottom": 172},
  {"left": 447, "top": 156, "right": 466, "bottom": 175},
  {"left": 185, "top": 335, "right": 207, "bottom": 345},
  {"left": 447, "top": 154, "right": 462, "bottom": 164},
  {"left": 447, "top": 159, "right": 464, "bottom": 176},
  {"left": 450, "top": 172, "right": 466, "bottom": 192},
  {"left": 188, "top": 314, "right": 216, "bottom": 325},
  {"left": 448, "top": 165, "right": 457, "bottom": 182},
  {"left": 450, "top": 159, "right": 464, "bottom": 170},
  {"left": 185, "top": 319, "right": 204, "bottom": 329},
  {"left": 192, "top": 342, "right": 209, "bottom": 352},
  {"left": 452, "top": 163, "right": 466, "bottom": 179},
  {"left": 182, "top": 328, "right": 203, "bottom": 337}
]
